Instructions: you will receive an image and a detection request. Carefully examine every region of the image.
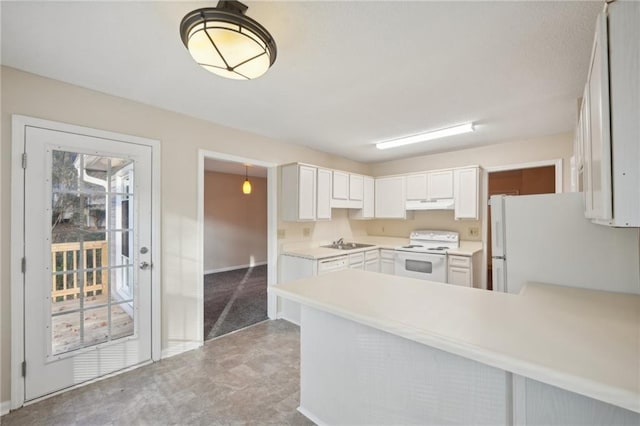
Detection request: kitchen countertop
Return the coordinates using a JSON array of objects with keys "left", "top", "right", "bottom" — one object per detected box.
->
[
  {"left": 272, "top": 269, "right": 640, "bottom": 413},
  {"left": 280, "top": 237, "right": 482, "bottom": 260}
]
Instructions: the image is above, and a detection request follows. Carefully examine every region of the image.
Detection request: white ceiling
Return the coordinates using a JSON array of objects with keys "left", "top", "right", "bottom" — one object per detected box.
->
[{"left": 1, "top": 1, "right": 602, "bottom": 163}]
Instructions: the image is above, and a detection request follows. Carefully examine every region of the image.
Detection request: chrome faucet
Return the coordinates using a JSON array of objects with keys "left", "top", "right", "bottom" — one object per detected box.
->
[{"left": 335, "top": 237, "right": 344, "bottom": 245}]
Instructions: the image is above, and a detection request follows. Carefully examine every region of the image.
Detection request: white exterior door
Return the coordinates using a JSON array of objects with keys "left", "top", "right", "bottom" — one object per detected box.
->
[{"left": 21, "top": 125, "right": 153, "bottom": 401}]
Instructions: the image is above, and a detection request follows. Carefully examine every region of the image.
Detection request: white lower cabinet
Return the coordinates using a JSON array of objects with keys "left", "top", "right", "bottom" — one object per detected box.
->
[
  {"left": 348, "top": 252, "right": 364, "bottom": 269},
  {"left": 447, "top": 255, "right": 472, "bottom": 287},
  {"left": 379, "top": 249, "right": 395, "bottom": 275},
  {"left": 364, "top": 249, "right": 379, "bottom": 272},
  {"left": 279, "top": 254, "right": 347, "bottom": 323}
]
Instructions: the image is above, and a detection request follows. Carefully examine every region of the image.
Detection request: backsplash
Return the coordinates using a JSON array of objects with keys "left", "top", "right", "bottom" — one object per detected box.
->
[
  {"left": 365, "top": 210, "right": 483, "bottom": 241},
  {"left": 278, "top": 209, "right": 482, "bottom": 245},
  {"left": 278, "top": 209, "right": 369, "bottom": 244}
]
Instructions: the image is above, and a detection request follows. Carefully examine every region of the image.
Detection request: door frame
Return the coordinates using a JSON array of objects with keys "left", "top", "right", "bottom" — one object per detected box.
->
[
  {"left": 10, "top": 115, "right": 162, "bottom": 409},
  {"left": 480, "top": 158, "right": 563, "bottom": 291},
  {"left": 196, "top": 150, "right": 278, "bottom": 344}
]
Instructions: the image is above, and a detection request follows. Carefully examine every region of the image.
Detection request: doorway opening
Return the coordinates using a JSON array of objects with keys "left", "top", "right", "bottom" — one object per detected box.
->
[
  {"left": 486, "top": 165, "right": 557, "bottom": 290},
  {"left": 197, "top": 150, "right": 277, "bottom": 344},
  {"left": 202, "top": 158, "right": 268, "bottom": 340}
]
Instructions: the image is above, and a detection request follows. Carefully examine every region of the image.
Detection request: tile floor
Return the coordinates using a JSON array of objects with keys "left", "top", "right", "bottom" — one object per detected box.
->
[{"left": 1, "top": 320, "right": 314, "bottom": 426}]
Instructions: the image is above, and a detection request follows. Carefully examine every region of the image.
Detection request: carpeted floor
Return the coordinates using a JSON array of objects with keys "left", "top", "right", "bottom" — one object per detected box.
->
[{"left": 204, "top": 265, "right": 268, "bottom": 340}]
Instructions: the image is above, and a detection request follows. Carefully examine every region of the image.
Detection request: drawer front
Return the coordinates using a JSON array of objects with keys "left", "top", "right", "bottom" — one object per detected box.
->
[
  {"left": 349, "top": 252, "right": 365, "bottom": 265},
  {"left": 448, "top": 255, "right": 471, "bottom": 268},
  {"left": 448, "top": 266, "right": 472, "bottom": 287},
  {"left": 365, "top": 249, "right": 379, "bottom": 261},
  {"left": 380, "top": 249, "right": 396, "bottom": 260}
]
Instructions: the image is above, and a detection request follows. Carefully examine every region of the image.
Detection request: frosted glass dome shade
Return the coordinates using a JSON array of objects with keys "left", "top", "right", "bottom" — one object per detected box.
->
[{"left": 180, "top": 3, "right": 277, "bottom": 80}]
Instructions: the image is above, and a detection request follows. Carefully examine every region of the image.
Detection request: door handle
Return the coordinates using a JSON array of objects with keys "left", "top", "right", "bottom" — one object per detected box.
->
[{"left": 139, "top": 261, "right": 153, "bottom": 270}]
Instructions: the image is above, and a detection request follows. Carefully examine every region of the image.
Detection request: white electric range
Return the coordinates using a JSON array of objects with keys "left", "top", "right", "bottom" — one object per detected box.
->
[{"left": 394, "top": 230, "right": 459, "bottom": 282}]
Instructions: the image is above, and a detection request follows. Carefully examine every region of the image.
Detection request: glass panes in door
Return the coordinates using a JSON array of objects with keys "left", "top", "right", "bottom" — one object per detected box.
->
[{"left": 50, "top": 150, "right": 135, "bottom": 355}]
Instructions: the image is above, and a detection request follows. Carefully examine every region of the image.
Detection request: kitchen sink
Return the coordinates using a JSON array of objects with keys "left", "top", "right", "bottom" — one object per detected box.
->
[{"left": 321, "top": 242, "right": 376, "bottom": 250}]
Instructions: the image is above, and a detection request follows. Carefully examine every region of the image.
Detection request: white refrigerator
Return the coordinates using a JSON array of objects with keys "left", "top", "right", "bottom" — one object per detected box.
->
[{"left": 490, "top": 192, "right": 640, "bottom": 295}]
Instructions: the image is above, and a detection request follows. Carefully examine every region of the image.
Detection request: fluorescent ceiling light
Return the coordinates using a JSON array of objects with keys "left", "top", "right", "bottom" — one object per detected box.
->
[{"left": 375, "top": 122, "right": 475, "bottom": 150}]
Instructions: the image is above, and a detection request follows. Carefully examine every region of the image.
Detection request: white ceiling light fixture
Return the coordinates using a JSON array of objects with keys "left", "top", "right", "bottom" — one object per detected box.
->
[
  {"left": 179, "top": 0, "right": 277, "bottom": 80},
  {"left": 375, "top": 122, "right": 475, "bottom": 150}
]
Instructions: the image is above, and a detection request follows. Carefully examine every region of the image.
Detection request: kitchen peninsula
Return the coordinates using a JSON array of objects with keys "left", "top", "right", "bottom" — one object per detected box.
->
[{"left": 273, "top": 269, "right": 640, "bottom": 425}]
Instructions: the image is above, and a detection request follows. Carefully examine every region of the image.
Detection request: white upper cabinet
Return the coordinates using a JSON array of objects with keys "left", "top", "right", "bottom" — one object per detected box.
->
[
  {"left": 350, "top": 176, "right": 375, "bottom": 220},
  {"left": 281, "top": 163, "right": 317, "bottom": 221},
  {"left": 406, "top": 170, "right": 453, "bottom": 202},
  {"left": 454, "top": 167, "right": 479, "bottom": 220},
  {"left": 406, "top": 173, "right": 428, "bottom": 200},
  {"left": 332, "top": 171, "right": 349, "bottom": 200},
  {"left": 349, "top": 174, "right": 364, "bottom": 201},
  {"left": 428, "top": 170, "right": 454, "bottom": 200},
  {"left": 375, "top": 176, "right": 412, "bottom": 219},
  {"left": 584, "top": 10, "right": 611, "bottom": 223},
  {"left": 332, "top": 171, "right": 364, "bottom": 209},
  {"left": 580, "top": 2, "right": 639, "bottom": 227},
  {"left": 316, "top": 168, "right": 332, "bottom": 220}
]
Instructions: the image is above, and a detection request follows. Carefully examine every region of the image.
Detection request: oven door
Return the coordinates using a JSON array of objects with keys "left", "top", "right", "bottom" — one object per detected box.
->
[{"left": 394, "top": 251, "right": 447, "bottom": 282}]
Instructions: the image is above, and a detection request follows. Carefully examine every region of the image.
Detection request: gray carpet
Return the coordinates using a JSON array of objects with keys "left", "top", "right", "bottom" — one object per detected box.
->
[{"left": 204, "top": 265, "right": 268, "bottom": 340}]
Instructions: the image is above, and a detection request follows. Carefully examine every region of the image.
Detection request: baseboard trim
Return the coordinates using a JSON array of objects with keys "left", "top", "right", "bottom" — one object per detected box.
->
[
  {"left": 276, "top": 312, "right": 300, "bottom": 327},
  {"left": 204, "top": 261, "right": 267, "bottom": 275},
  {"left": 161, "top": 341, "right": 202, "bottom": 359},
  {"left": 297, "top": 405, "right": 327, "bottom": 426},
  {"left": 1, "top": 400, "right": 11, "bottom": 416}
]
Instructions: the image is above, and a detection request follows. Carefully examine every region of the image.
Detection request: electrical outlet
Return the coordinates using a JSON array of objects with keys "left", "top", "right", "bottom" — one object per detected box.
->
[
  {"left": 303, "top": 227, "right": 311, "bottom": 237},
  {"left": 277, "top": 229, "right": 285, "bottom": 239},
  {"left": 468, "top": 227, "right": 480, "bottom": 237}
]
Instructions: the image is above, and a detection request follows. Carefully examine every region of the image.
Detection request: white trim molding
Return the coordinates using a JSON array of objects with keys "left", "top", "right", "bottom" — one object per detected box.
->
[
  {"left": 160, "top": 341, "right": 203, "bottom": 359},
  {"left": 10, "top": 115, "right": 162, "bottom": 410},
  {"left": 196, "top": 149, "right": 278, "bottom": 349},
  {"left": 1, "top": 400, "right": 11, "bottom": 416},
  {"left": 204, "top": 261, "right": 268, "bottom": 275}
]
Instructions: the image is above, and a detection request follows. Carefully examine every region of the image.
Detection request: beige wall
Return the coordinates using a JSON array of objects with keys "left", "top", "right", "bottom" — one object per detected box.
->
[
  {"left": 365, "top": 133, "right": 573, "bottom": 239},
  {"left": 0, "top": 66, "right": 369, "bottom": 402},
  {"left": 370, "top": 133, "right": 573, "bottom": 190},
  {"left": 278, "top": 209, "right": 369, "bottom": 245},
  {"left": 203, "top": 172, "right": 267, "bottom": 272},
  {"left": 366, "top": 210, "right": 482, "bottom": 241}
]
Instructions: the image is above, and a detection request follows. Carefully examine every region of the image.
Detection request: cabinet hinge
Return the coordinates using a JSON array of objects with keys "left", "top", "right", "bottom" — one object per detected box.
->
[
  {"left": 21, "top": 257, "right": 26, "bottom": 273},
  {"left": 21, "top": 361, "right": 26, "bottom": 377},
  {"left": 21, "top": 153, "right": 27, "bottom": 169}
]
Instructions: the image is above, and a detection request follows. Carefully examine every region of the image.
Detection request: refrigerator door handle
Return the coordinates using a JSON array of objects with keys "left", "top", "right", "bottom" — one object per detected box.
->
[{"left": 492, "top": 255, "right": 506, "bottom": 260}]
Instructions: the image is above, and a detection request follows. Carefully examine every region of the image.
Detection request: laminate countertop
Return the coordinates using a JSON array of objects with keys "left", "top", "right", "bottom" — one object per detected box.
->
[
  {"left": 272, "top": 269, "right": 640, "bottom": 413},
  {"left": 280, "top": 237, "right": 482, "bottom": 260}
]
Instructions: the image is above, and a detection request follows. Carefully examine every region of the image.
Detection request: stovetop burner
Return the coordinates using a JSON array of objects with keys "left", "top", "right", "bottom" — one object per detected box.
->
[{"left": 396, "top": 230, "right": 460, "bottom": 253}]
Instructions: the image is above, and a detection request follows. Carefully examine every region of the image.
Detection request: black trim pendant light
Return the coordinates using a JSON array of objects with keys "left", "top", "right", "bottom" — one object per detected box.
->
[
  {"left": 242, "top": 166, "right": 252, "bottom": 194},
  {"left": 180, "top": 0, "right": 277, "bottom": 80}
]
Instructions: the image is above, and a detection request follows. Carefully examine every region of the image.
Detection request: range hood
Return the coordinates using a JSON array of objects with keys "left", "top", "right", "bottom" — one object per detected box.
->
[{"left": 406, "top": 199, "right": 455, "bottom": 211}]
